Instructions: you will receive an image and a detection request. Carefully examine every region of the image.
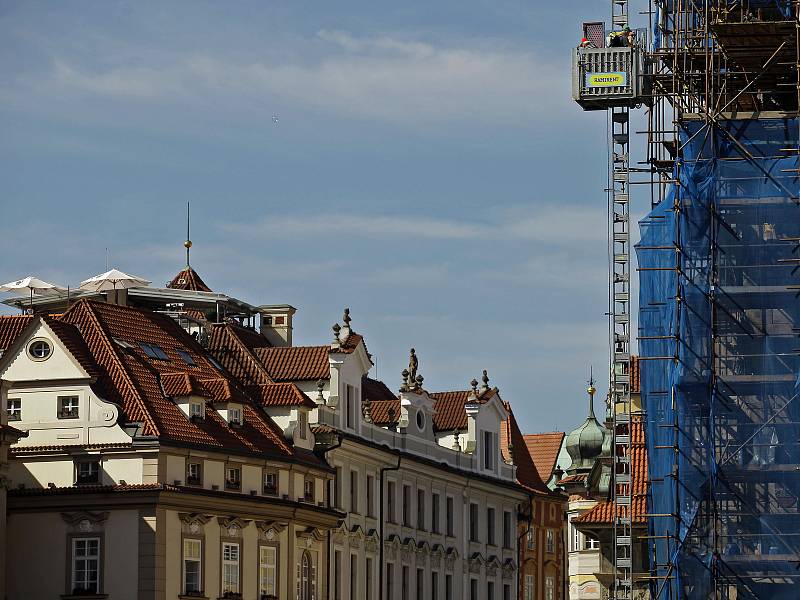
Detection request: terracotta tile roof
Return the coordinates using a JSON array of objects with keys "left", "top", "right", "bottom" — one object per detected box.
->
[
  {"left": 368, "top": 400, "right": 401, "bottom": 425},
  {"left": 0, "top": 315, "right": 33, "bottom": 352},
  {"left": 167, "top": 266, "right": 212, "bottom": 292},
  {"left": 362, "top": 377, "right": 397, "bottom": 402},
  {"left": 557, "top": 473, "right": 588, "bottom": 485},
  {"left": 59, "top": 300, "right": 296, "bottom": 459},
  {"left": 208, "top": 324, "right": 274, "bottom": 387},
  {"left": 9, "top": 482, "right": 171, "bottom": 496},
  {"left": 11, "top": 442, "right": 131, "bottom": 453},
  {"left": 573, "top": 416, "right": 647, "bottom": 526},
  {"left": 500, "top": 403, "right": 552, "bottom": 495},
  {"left": 252, "top": 345, "right": 331, "bottom": 382},
  {"left": 523, "top": 432, "right": 565, "bottom": 483},
  {"left": 247, "top": 382, "right": 316, "bottom": 408},
  {"left": 631, "top": 355, "right": 640, "bottom": 394},
  {"left": 429, "top": 388, "right": 495, "bottom": 432}
]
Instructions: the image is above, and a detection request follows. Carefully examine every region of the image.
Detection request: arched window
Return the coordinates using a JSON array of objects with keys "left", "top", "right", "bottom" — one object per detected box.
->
[{"left": 299, "top": 551, "right": 314, "bottom": 600}]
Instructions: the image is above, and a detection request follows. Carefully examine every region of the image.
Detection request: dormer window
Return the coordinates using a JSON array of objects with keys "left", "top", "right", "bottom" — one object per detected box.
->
[
  {"left": 416, "top": 410, "right": 425, "bottom": 431},
  {"left": 228, "top": 407, "right": 242, "bottom": 426},
  {"left": 189, "top": 402, "right": 204, "bottom": 420},
  {"left": 483, "top": 431, "right": 495, "bottom": 470},
  {"left": 298, "top": 411, "right": 308, "bottom": 440},
  {"left": 58, "top": 396, "right": 80, "bottom": 419},
  {"left": 75, "top": 460, "right": 100, "bottom": 485}
]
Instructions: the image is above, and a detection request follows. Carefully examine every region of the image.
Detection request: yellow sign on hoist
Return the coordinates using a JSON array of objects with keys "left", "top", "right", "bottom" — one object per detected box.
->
[{"left": 585, "top": 72, "right": 627, "bottom": 87}]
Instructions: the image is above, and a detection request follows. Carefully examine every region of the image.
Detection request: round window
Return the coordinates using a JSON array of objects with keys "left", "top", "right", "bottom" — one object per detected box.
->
[
  {"left": 416, "top": 410, "right": 425, "bottom": 430},
  {"left": 28, "top": 339, "right": 52, "bottom": 361}
]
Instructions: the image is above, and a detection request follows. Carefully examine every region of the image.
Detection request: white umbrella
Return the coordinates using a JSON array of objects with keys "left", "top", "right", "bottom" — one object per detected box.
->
[
  {"left": 0, "top": 276, "right": 68, "bottom": 312},
  {"left": 80, "top": 269, "right": 150, "bottom": 304}
]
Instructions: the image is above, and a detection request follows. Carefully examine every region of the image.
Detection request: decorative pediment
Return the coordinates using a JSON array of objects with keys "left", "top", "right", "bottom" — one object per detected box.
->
[
  {"left": 364, "top": 529, "right": 379, "bottom": 552},
  {"left": 502, "top": 558, "right": 518, "bottom": 580},
  {"left": 429, "top": 544, "right": 445, "bottom": 568},
  {"left": 178, "top": 512, "right": 212, "bottom": 535},
  {"left": 217, "top": 516, "right": 250, "bottom": 538},
  {"left": 486, "top": 555, "right": 502, "bottom": 577},
  {"left": 384, "top": 534, "right": 401, "bottom": 560},
  {"left": 331, "top": 522, "right": 349, "bottom": 545},
  {"left": 296, "top": 526, "right": 326, "bottom": 547},
  {"left": 256, "top": 520, "right": 287, "bottom": 541},
  {"left": 61, "top": 511, "right": 108, "bottom": 533},
  {"left": 467, "top": 552, "right": 485, "bottom": 574},
  {"left": 444, "top": 547, "right": 459, "bottom": 570},
  {"left": 348, "top": 524, "right": 365, "bottom": 549},
  {"left": 400, "top": 537, "right": 415, "bottom": 562}
]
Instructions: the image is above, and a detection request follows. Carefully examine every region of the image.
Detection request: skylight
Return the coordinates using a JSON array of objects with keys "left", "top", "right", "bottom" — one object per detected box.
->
[
  {"left": 208, "top": 356, "right": 224, "bottom": 372},
  {"left": 138, "top": 342, "right": 169, "bottom": 361},
  {"left": 176, "top": 348, "right": 196, "bottom": 366}
]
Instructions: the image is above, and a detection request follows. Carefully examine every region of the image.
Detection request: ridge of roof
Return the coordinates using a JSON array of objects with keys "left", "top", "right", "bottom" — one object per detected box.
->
[
  {"left": 167, "top": 266, "right": 212, "bottom": 292},
  {"left": 213, "top": 323, "right": 274, "bottom": 385},
  {"left": 501, "top": 402, "right": 553, "bottom": 495},
  {"left": 522, "top": 431, "right": 566, "bottom": 484}
]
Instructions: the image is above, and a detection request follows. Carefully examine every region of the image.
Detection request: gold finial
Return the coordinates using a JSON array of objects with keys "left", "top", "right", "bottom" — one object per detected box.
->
[
  {"left": 587, "top": 366, "right": 596, "bottom": 397},
  {"left": 184, "top": 202, "right": 192, "bottom": 267}
]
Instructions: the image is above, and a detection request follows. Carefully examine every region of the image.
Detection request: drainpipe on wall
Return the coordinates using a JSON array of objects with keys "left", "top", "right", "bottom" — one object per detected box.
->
[{"left": 379, "top": 452, "right": 402, "bottom": 600}]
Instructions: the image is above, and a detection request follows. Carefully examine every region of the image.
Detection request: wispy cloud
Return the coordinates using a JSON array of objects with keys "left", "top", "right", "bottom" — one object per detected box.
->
[{"left": 31, "top": 30, "right": 564, "bottom": 126}]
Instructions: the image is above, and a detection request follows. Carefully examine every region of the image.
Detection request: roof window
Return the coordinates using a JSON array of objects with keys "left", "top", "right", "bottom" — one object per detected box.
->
[
  {"left": 138, "top": 342, "right": 169, "bottom": 361},
  {"left": 113, "top": 337, "right": 135, "bottom": 350},
  {"left": 208, "top": 356, "right": 224, "bottom": 372},
  {"left": 176, "top": 349, "right": 196, "bottom": 366}
]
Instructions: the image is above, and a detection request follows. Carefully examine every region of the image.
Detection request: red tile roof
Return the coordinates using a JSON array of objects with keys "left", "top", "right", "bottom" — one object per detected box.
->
[
  {"left": 59, "top": 300, "right": 302, "bottom": 461},
  {"left": 631, "top": 355, "right": 640, "bottom": 394},
  {"left": 167, "top": 266, "right": 212, "bottom": 292},
  {"left": 523, "top": 432, "right": 565, "bottom": 483},
  {"left": 500, "top": 403, "right": 552, "bottom": 495},
  {"left": 247, "top": 382, "right": 316, "bottom": 409},
  {"left": 0, "top": 315, "right": 33, "bottom": 352},
  {"left": 362, "top": 376, "right": 397, "bottom": 402},
  {"left": 368, "top": 399, "right": 401, "bottom": 425},
  {"left": 252, "top": 345, "right": 331, "bottom": 382},
  {"left": 429, "top": 388, "right": 495, "bottom": 432},
  {"left": 208, "top": 324, "right": 274, "bottom": 386},
  {"left": 557, "top": 473, "right": 587, "bottom": 485},
  {"left": 573, "top": 416, "right": 647, "bottom": 526}
]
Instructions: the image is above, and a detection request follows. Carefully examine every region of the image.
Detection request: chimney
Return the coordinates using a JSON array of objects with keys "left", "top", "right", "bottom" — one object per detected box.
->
[{"left": 258, "top": 305, "right": 297, "bottom": 347}]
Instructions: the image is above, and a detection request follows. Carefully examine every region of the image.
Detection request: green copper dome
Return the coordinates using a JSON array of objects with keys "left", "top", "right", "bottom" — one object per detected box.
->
[{"left": 565, "top": 382, "right": 607, "bottom": 472}]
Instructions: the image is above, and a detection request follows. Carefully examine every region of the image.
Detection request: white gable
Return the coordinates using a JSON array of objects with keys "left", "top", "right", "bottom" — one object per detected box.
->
[{"left": 1, "top": 320, "right": 90, "bottom": 383}]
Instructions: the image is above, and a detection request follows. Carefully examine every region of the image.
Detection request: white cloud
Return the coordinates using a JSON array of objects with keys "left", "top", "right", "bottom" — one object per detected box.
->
[{"left": 41, "top": 31, "right": 565, "bottom": 125}]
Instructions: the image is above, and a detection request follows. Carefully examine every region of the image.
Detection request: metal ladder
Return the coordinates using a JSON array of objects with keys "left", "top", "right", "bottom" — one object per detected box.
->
[{"left": 608, "top": 0, "right": 633, "bottom": 585}]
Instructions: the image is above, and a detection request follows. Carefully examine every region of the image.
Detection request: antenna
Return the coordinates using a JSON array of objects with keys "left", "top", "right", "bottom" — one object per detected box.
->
[
  {"left": 105, "top": 248, "right": 109, "bottom": 270},
  {"left": 184, "top": 202, "right": 192, "bottom": 267}
]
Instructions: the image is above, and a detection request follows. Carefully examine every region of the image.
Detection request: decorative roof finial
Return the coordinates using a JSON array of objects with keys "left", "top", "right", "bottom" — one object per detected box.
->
[
  {"left": 415, "top": 374, "right": 424, "bottom": 389},
  {"left": 363, "top": 396, "right": 373, "bottom": 424},
  {"left": 470, "top": 378, "right": 479, "bottom": 394},
  {"left": 343, "top": 308, "right": 351, "bottom": 327},
  {"left": 587, "top": 366, "right": 597, "bottom": 418},
  {"left": 407, "top": 348, "right": 418, "bottom": 384},
  {"left": 388, "top": 406, "right": 397, "bottom": 431},
  {"left": 184, "top": 202, "right": 192, "bottom": 267},
  {"left": 481, "top": 369, "right": 490, "bottom": 391},
  {"left": 401, "top": 368, "right": 410, "bottom": 392},
  {"left": 331, "top": 323, "right": 341, "bottom": 348},
  {"left": 316, "top": 379, "right": 325, "bottom": 403}
]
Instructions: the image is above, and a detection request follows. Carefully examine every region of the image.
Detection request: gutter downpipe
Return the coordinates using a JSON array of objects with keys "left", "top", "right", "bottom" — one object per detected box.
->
[
  {"left": 322, "top": 433, "right": 344, "bottom": 600},
  {"left": 379, "top": 451, "right": 402, "bottom": 600}
]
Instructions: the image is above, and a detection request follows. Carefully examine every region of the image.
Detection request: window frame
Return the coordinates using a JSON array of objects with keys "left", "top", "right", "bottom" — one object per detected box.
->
[
  {"left": 527, "top": 528, "right": 536, "bottom": 550},
  {"left": 220, "top": 540, "right": 241, "bottom": 596},
  {"left": 58, "top": 395, "right": 80, "bottom": 419},
  {"left": 469, "top": 502, "right": 479, "bottom": 542},
  {"left": 431, "top": 492, "right": 440, "bottom": 534},
  {"left": 263, "top": 468, "right": 279, "bottom": 496},
  {"left": 487, "top": 506, "right": 496, "bottom": 546},
  {"left": 446, "top": 496, "right": 454, "bottom": 537},
  {"left": 483, "top": 430, "right": 494, "bottom": 470},
  {"left": 349, "top": 553, "right": 358, "bottom": 600},
  {"left": 366, "top": 474, "right": 375, "bottom": 518},
  {"left": 546, "top": 529, "right": 556, "bottom": 554},
  {"left": 189, "top": 401, "right": 204, "bottom": 420},
  {"left": 75, "top": 459, "right": 101, "bottom": 485},
  {"left": 182, "top": 537, "right": 203, "bottom": 596},
  {"left": 176, "top": 348, "right": 196, "bottom": 366},
  {"left": 387, "top": 480, "right": 396, "bottom": 523},
  {"left": 304, "top": 477, "right": 315, "bottom": 503},
  {"left": 298, "top": 410, "right": 308, "bottom": 440},
  {"left": 502, "top": 510, "right": 512, "bottom": 549},
  {"left": 365, "top": 556, "right": 373, "bottom": 600},
  {"left": 257, "top": 543, "right": 278, "bottom": 599},
  {"left": 6, "top": 398, "right": 21, "bottom": 422},
  {"left": 186, "top": 461, "right": 203, "bottom": 487},
  {"left": 228, "top": 406, "right": 242, "bottom": 426},
  {"left": 225, "top": 465, "right": 242, "bottom": 491},
  {"left": 28, "top": 338, "right": 53, "bottom": 361},
  {"left": 417, "top": 488, "right": 426, "bottom": 531},
  {"left": 402, "top": 484, "right": 411, "bottom": 527},
  {"left": 350, "top": 469, "right": 359, "bottom": 514},
  {"left": 68, "top": 534, "right": 102, "bottom": 596},
  {"left": 545, "top": 575, "right": 555, "bottom": 600},
  {"left": 524, "top": 574, "right": 534, "bottom": 600}
]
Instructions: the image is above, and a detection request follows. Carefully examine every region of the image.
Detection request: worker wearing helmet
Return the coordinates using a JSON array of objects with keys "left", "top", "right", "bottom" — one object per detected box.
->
[{"left": 608, "top": 26, "right": 632, "bottom": 47}]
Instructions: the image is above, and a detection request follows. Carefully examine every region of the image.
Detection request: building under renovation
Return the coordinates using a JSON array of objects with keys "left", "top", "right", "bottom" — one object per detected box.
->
[{"left": 574, "top": 0, "right": 800, "bottom": 599}]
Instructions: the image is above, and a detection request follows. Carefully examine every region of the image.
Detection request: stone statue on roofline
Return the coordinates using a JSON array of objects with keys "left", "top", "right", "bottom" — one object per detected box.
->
[{"left": 408, "top": 348, "right": 418, "bottom": 384}]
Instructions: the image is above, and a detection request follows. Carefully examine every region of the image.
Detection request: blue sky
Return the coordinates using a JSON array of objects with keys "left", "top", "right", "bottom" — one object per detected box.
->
[{"left": 0, "top": 0, "right": 625, "bottom": 434}]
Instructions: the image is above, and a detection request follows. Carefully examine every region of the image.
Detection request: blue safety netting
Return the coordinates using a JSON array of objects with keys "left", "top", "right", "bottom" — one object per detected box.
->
[{"left": 637, "top": 118, "right": 800, "bottom": 599}]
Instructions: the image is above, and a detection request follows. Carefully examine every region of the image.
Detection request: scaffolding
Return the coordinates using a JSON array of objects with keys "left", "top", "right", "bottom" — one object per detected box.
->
[{"left": 635, "top": 1, "right": 800, "bottom": 599}]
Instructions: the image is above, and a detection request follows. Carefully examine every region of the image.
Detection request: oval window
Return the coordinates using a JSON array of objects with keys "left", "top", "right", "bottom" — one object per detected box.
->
[
  {"left": 416, "top": 410, "right": 425, "bottom": 430},
  {"left": 28, "top": 339, "right": 52, "bottom": 361}
]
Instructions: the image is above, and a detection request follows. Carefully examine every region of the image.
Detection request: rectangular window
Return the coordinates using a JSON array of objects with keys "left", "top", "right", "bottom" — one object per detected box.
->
[
  {"left": 487, "top": 507, "right": 496, "bottom": 545},
  {"left": 71, "top": 537, "right": 100, "bottom": 594},
  {"left": 304, "top": 478, "right": 315, "bottom": 502},
  {"left": 431, "top": 493, "right": 440, "bottom": 533},
  {"left": 388, "top": 481, "right": 396, "bottom": 523},
  {"left": 186, "top": 462, "right": 202, "bottom": 486},
  {"left": 225, "top": 467, "right": 241, "bottom": 490},
  {"left": 183, "top": 538, "right": 202, "bottom": 594},
  {"left": 386, "top": 563, "right": 394, "bottom": 600},
  {"left": 346, "top": 384, "right": 354, "bottom": 429},
  {"left": 546, "top": 529, "right": 555, "bottom": 553},
  {"left": 402, "top": 565, "right": 409, "bottom": 600},
  {"left": 527, "top": 528, "right": 535, "bottom": 550},
  {"left": 222, "top": 542, "right": 240, "bottom": 594},
  {"left": 571, "top": 517, "right": 580, "bottom": 551},
  {"left": 177, "top": 348, "right": 196, "bottom": 366},
  {"left": 228, "top": 407, "right": 242, "bottom": 425},
  {"left": 431, "top": 571, "right": 439, "bottom": 600},
  {"left": 189, "top": 402, "right": 204, "bottom": 419},
  {"left": 334, "top": 550, "right": 341, "bottom": 600},
  {"left": 416, "top": 568, "right": 424, "bottom": 599},
  {"left": 365, "top": 557, "right": 373, "bottom": 600},
  {"left": 298, "top": 410, "right": 307, "bottom": 439},
  {"left": 504, "top": 583, "right": 511, "bottom": 600},
  {"left": 138, "top": 342, "right": 169, "bottom": 360},
  {"left": 350, "top": 554, "right": 357, "bottom": 600},
  {"left": 546, "top": 576, "right": 555, "bottom": 600},
  {"left": 525, "top": 575, "right": 534, "bottom": 600},
  {"left": 445, "top": 574, "right": 452, "bottom": 600},
  {"left": 469, "top": 503, "right": 479, "bottom": 542},
  {"left": 402, "top": 485, "right": 411, "bottom": 526},
  {"left": 484, "top": 430, "right": 494, "bottom": 469},
  {"left": 58, "top": 395, "right": 79, "bottom": 419},
  {"left": 263, "top": 469, "right": 278, "bottom": 495},
  {"left": 446, "top": 496, "right": 454, "bottom": 536},
  {"left": 586, "top": 535, "right": 600, "bottom": 550},
  {"left": 417, "top": 489, "right": 425, "bottom": 530},
  {"left": 503, "top": 511, "right": 512, "bottom": 549},
  {"left": 350, "top": 470, "right": 359, "bottom": 514},
  {"left": 366, "top": 474, "right": 375, "bottom": 517},
  {"left": 6, "top": 398, "right": 20, "bottom": 422},
  {"left": 335, "top": 466, "right": 342, "bottom": 509},
  {"left": 76, "top": 460, "right": 100, "bottom": 485},
  {"left": 259, "top": 545, "right": 277, "bottom": 597},
  {"left": 470, "top": 578, "right": 478, "bottom": 600},
  {"left": 488, "top": 581, "right": 495, "bottom": 600}
]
